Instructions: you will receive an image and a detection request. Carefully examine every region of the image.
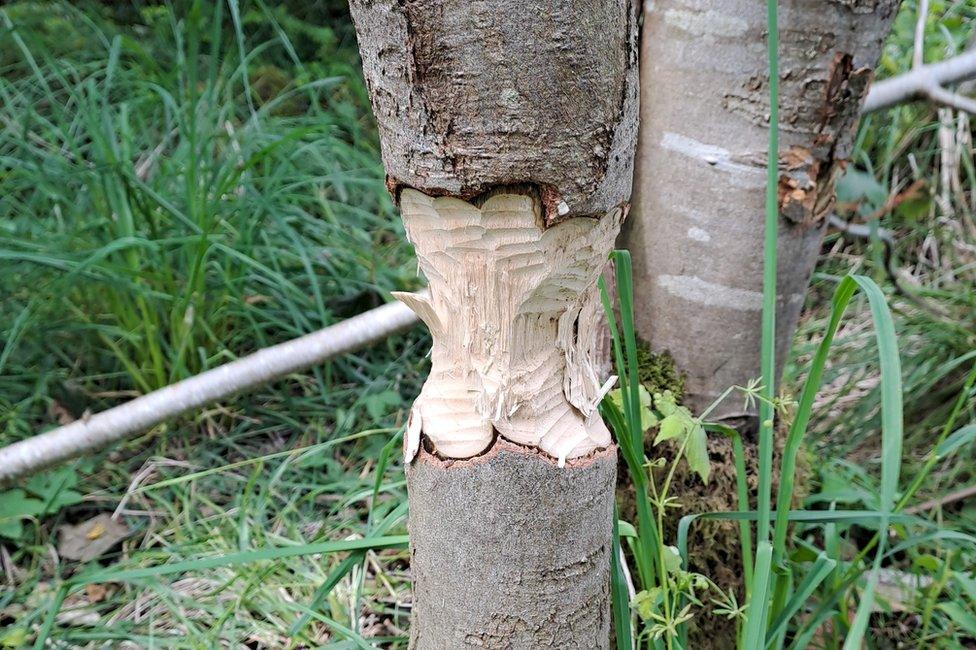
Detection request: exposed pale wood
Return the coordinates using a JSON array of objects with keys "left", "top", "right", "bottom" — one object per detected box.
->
[{"left": 395, "top": 189, "right": 620, "bottom": 463}]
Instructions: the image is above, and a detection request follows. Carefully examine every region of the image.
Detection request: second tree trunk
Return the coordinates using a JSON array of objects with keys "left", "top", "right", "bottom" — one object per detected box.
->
[{"left": 624, "top": 0, "right": 899, "bottom": 423}]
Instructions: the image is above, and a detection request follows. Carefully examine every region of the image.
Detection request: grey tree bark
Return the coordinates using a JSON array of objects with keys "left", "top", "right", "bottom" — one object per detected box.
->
[
  {"left": 407, "top": 442, "right": 617, "bottom": 648},
  {"left": 348, "top": 1, "right": 639, "bottom": 647},
  {"left": 623, "top": 0, "right": 899, "bottom": 424}
]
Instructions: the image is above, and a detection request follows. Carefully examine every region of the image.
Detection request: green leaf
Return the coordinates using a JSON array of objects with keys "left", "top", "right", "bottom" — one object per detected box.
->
[
  {"left": 653, "top": 390, "right": 679, "bottom": 416},
  {"left": 0, "top": 489, "right": 45, "bottom": 540},
  {"left": 912, "top": 554, "right": 940, "bottom": 572},
  {"left": 663, "top": 545, "right": 682, "bottom": 574},
  {"left": 655, "top": 413, "right": 684, "bottom": 444},
  {"left": 24, "top": 467, "right": 83, "bottom": 514},
  {"left": 0, "top": 520, "right": 23, "bottom": 541},
  {"left": 638, "top": 385, "right": 658, "bottom": 430},
  {"left": 894, "top": 195, "right": 931, "bottom": 222},
  {"left": 632, "top": 588, "right": 663, "bottom": 621},
  {"left": 836, "top": 168, "right": 887, "bottom": 213},
  {"left": 610, "top": 386, "right": 658, "bottom": 432},
  {"left": 684, "top": 424, "right": 710, "bottom": 484},
  {"left": 363, "top": 389, "right": 402, "bottom": 421},
  {"left": 938, "top": 602, "right": 976, "bottom": 637},
  {"left": 616, "top": 519, "right": 638, "bottom": 538},
  {"left": 935, "top": 424, "right": 976, "bottom": 459}
]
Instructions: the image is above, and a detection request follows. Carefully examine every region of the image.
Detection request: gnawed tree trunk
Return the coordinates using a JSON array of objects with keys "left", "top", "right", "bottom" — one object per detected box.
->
[
  {"left": 348, "top": 1, "right": 639, "bottom": 647},
  {"left": 624, "top": 0, "right": 899, "bottom": 423}
]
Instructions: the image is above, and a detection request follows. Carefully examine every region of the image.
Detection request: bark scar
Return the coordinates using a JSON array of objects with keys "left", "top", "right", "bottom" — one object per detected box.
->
[{"left": 395, "top": 188, "right": 622, "bottom": 464}]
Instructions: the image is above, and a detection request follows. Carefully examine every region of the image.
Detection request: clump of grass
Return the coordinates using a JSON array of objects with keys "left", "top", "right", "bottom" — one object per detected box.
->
[
  {"left": 0, "top": 2, "right": 424, "bottom": 646},
  {"left": 792, "top": 2, "right": 976, "bottom": 641},
  {"left": 601, "top": 247, "right": 969, "bottom": 648}
]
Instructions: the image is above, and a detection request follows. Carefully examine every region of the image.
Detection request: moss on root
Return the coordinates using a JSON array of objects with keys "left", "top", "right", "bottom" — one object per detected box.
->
[{"left": 615, "top": 342, "right": 810, "bottom": 649}]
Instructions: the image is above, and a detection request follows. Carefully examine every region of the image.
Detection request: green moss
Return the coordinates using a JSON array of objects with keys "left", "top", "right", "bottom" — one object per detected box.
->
[{"left": 634, "top": 340, "right": 685, "bottom": 402}]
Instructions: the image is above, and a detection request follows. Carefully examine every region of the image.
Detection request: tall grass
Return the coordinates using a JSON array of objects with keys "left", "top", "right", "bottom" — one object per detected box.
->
[
  {"left": 605, "top": 0, "right": 976, "bottom": 650},
  {"left": 600, "top": 250, "right": 970, "bottom": 647},
  {"left": 0, "top": 1, "right": 420, "bottom": 439},
  {"left": 601, "top": 2, "right": 973, "bottom": 647},
  {"left": 0, "top": 3, "right": 424, "bottom": 645}
]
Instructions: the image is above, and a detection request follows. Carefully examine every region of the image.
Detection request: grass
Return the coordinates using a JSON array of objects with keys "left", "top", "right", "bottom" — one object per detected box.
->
[
  {"left": 0, "top": 0, "right": 973, "bottom": 648},
  {"left": 0, "top": 1, "right": 424, "bottom": 646}
]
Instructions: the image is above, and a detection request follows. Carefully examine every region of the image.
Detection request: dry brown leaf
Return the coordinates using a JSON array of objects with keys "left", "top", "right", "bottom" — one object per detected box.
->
[
  {"left": 85, "top": 583, "right": 108, "bottom": 603},
  {"left": 58, "top": 514, "right": 129, "bottom": 563},
  {"left": 48, "top": 400, "right": 75, "bottom": 426}
]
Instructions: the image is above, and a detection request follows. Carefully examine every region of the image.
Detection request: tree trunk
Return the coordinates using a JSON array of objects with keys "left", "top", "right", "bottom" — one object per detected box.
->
[
  {"left": 623, "top": 0, "right": 899, "bottom": 424},
  {"left": 407, "top": 442, "right": 617, "bottom": 647},
  {"left": 621, "top": 2, "right": 899, "bottom": 645},
  {"left": 348, "top": 1, "right": 639, "bottom": 647}
]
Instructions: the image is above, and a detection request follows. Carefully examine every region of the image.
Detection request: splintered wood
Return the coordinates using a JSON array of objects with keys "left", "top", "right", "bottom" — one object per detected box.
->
[{"left": 394, "top": 189, "right": 621, "bottom": 465}]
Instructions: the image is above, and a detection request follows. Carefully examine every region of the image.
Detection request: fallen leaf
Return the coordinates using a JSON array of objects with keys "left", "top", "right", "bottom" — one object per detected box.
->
[
  {"left": 85, "top": 583, "right": 108, "bottom": 603},
  {"left": 49, "top": 400, "right": 76, "bottom": 426},
  {"left": 58, "top": 514, "right": 129, "bottom": 562}
]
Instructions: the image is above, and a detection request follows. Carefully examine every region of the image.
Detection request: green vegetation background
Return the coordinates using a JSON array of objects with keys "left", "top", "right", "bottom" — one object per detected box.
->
[{"left": 0, "top": 1, "right": 973, "bottom": 647}]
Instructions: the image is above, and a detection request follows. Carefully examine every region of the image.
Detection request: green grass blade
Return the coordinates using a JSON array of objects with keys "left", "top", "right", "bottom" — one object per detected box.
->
[
  {"left": 611, "top": 506, "right": 634, "bottom": 650},
  {"left": 841, "top": 276, "right": 903, "bottom": 650},
  {"left": 787, "top": 605, "right": 837, "bottom": 650},
  {"left": 678, "top": 510, "right": 920, "bottom": 568},
  {"left": 750, "top": 0, "right": 779, "bottom": 635},
  {"left": 73, "top": 535, "right": 409, "bottom": 584},
  {"left": 765, "top": 553, "right": 836, "bottom": 644},
  {"left": 283, "top": 600, "right": 376, "bottom": 650},
  {"left": 743, "top": 542, "right": 774, "bottom": 650},
  {"left": 935, "top": 423, "right": 976, "bottom": 458},
  {"left": 611, "top": 250, "right": 643, "bottom": 454},
  {"left": 755, "top": 0, "right": 780, "bottom": 549},
  {"left": 849, "top": 276, "right": 903, "bottom": 512},
  {"left": 32, "top": 584, "right": 69, "bottom": 650},
  {"left": 772, "top": 277, "right": 858, "bottom": 557},
  {"left": 842, "top": 555, "right": 882, "bottom": 650},
  {"left": 599, "top": 256, "right": 660, "bottom": 591},
  {"left": 287, "top": 552, "right": 363, "bottom": 638},
  {"left": 704, "top": 423, "right": 754, "bottom": 594}
]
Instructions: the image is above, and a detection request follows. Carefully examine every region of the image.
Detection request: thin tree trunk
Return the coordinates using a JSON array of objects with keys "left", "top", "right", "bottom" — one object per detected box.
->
[
  {"left": 407, "top": 442, "right": 617, "bottom": 647},
  {"left": 624, "top": 0, "right": 899, "bottom": 424},
  {"left": 348, "top": 1, "right": 639, "bottom": 647}
]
